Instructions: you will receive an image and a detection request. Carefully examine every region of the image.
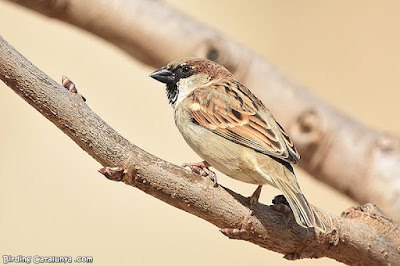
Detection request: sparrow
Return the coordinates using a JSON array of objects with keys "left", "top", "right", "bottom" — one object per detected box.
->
[{"left": 150, "top": 58, "right": 326, "bottom": 231}]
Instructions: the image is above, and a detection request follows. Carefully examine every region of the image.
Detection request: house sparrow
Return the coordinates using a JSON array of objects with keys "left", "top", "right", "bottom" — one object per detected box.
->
[{"left": 150, "top": 58, "right": 326, "bottom": 231}]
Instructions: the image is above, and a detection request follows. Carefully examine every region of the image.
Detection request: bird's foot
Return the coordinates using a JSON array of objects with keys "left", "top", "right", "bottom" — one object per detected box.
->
[
  {"left": 272, "top": 194, "right": 289, "bottom": 206},
  {"left": 271, "top": 195, "right": 292, "bottom": 223},
  {"left": 249, "top": 185, "right": 263, "bottom": 205},
  {"left": 182, "top": 161, "right": 218, "bottom": 187}
]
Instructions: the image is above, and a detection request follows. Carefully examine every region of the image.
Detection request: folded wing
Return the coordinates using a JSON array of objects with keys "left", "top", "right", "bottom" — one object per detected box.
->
[{"left": 187, "top": 80, "right": 300, "bottom": 164}]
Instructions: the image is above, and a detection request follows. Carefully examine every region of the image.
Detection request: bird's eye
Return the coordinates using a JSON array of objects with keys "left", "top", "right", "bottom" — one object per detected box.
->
[
  {"left": 174, "top": 64, "right": 193, "bottom": 80},
  {"left": 182, "top": 65, "right": 191, "bottom": 73}
]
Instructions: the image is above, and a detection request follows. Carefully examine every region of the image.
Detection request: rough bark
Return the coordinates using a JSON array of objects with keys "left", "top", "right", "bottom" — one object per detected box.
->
[
  {"left": 1, "top": 33, "right": 399, "bottom": 265},
  {"left": 7, "top": 0, "right": 400, "bottom": 223}
]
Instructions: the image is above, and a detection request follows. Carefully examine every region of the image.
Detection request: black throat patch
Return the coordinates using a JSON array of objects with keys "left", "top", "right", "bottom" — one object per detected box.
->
[{"left": 166, "top": 83, "right": 179, "bottom": 106}]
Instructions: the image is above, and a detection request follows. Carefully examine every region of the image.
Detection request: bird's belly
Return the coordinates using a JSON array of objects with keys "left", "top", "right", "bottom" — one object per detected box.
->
[{"left": 176, "top": 118, "right": 273, "bottom": 185}]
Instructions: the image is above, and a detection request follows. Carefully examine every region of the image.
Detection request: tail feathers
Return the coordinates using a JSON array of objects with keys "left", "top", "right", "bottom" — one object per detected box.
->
[
  {"left": 274, "top": 179, "right": 327, "bottom": 232},
  {"left": 311, "top": 207, "right": 327, "bottom": 232}
]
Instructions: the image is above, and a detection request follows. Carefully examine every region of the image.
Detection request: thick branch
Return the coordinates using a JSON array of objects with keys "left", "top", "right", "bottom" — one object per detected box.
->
[
  {"left": 1, "top": 34, "right": 399, "bottom": 265},
  {"left": 8, "top": 0, "right": 400, "bottom": 222}
]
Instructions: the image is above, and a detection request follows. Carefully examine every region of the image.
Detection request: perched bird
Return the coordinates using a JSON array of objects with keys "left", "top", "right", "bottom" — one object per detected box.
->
[{"left": 150, "top": 57, "right": 326, "bottom": 231}]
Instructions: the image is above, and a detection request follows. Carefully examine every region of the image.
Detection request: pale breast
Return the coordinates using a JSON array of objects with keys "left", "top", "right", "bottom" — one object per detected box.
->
[{"left": 174, "top": 105, "right": 270, "bottom": 185}]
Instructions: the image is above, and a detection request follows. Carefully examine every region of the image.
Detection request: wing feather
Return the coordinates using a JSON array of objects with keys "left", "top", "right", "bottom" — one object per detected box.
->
[{"left": 187, "top": 80, "right": 300, "bottom": 164}]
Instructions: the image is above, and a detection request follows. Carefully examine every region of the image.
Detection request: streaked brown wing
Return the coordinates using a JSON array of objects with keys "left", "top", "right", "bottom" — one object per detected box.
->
[{"left": 187, "top": 80, "right": 300, "bottom": 164}]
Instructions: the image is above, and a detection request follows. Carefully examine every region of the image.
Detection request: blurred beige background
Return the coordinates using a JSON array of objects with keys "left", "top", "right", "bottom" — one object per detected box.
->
[{"left": 1, "top": 1, "right": 399, "bottom": 265}]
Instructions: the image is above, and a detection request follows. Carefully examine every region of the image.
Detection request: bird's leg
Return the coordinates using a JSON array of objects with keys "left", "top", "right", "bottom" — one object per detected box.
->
[
  {"left": 249, "top": 185, "right": 263, "bottom": 205},
  {"left": 182, "top": 161, "right": 218, "bottom": 187}
]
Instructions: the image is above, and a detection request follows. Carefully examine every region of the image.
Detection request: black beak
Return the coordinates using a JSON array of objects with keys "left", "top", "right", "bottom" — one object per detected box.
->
[{"left": 150, "top": 66, "right": 176, "bottom": 84}]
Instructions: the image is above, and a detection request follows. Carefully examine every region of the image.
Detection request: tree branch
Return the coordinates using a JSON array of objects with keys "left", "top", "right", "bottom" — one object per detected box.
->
[
  {"left": 1, "top": 33, "right": 399, "bottom": 265},
  {"left": 7, "top": 0, "right": 400, "bottom": 223}
]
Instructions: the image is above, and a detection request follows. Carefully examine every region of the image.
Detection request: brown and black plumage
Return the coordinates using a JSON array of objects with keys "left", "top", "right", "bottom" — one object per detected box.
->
[{"left": 150, "top": 57, "right": 326, "bottom": 231}]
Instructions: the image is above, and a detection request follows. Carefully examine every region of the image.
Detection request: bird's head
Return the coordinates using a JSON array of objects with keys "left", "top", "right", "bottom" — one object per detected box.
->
[{"left": 150, "top": 57, "right": 232, "bottom": 107}]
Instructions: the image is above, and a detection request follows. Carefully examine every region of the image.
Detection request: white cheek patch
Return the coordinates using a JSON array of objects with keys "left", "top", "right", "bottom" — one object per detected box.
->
[
  {"left": 175, "top": 78, "right": 197, "bottom": 107},
  {"left": 174, "top": 73, "right": 210, "bottom": 108}
]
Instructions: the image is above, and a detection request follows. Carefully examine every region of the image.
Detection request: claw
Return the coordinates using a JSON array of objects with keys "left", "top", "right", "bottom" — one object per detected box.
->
[
  {"left": 271, "top": 194, "right": 292, "bottom": 224},
  {"left": 182, "top": 161, "right": 218, "bottom": 187},
  {"left": 272, "top": 194, "right": 291, "bottom": 215},
  {"left": 272, "top": 194, "right": 288, "bottom": 205}
]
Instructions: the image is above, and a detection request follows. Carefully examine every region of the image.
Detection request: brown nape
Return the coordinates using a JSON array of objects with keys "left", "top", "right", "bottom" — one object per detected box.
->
[{"left": 187, "top": 58, "right": 233, "bottom": 80}]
